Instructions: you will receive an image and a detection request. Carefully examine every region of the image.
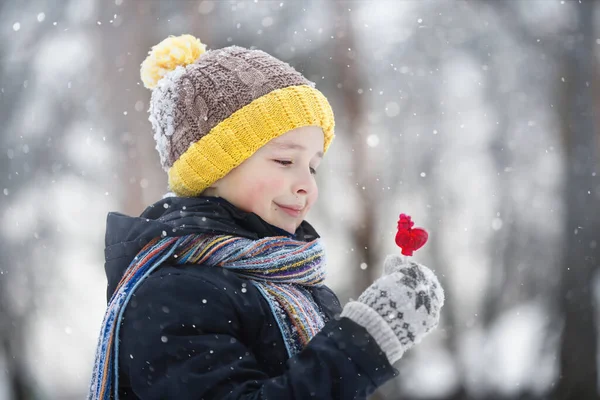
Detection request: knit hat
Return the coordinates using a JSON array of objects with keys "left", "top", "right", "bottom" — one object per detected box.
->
[{"left": 140, "top": 34, "right": 335, "bottom": 197}]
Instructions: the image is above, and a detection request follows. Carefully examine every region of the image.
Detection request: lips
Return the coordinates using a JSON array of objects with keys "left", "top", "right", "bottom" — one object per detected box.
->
[{"left": 275, "top": 203, "right": 305, "bottom": 218}]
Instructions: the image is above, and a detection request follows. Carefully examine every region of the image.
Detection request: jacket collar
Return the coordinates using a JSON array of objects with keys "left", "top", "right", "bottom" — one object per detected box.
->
[{"left": 103, "top": 196, "right": 320, "bottom": 299}]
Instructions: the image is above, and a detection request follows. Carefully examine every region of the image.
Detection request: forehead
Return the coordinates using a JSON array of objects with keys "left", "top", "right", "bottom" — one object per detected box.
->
[{"left": 269, "top": 126, "right": 324, "bottom": 149}]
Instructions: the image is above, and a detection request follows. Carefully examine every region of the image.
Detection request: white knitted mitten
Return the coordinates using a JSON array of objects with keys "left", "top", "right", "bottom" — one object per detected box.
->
[{"left": 340, "top": 255, "right": 444, "bottom": 365}]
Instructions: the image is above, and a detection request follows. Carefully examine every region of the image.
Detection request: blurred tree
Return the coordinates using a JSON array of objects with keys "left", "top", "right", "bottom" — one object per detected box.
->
[
  {"left": 555, "top": 1, "right": 599, "bottom": 398},
  {"left": 330, "top": 0, "right": 378, "bottom": 299},
  {"left": 98, "top": 1, "right": 171, "bottom": 216},
  {"left": 0, "top": 1, "right": 61, "bottom": 398},
  {"left": 330, "top": 1, "right": 386, "bottom": 399},
  {"left": 479, "top": 0, "right": 600, "bottom": 398}
]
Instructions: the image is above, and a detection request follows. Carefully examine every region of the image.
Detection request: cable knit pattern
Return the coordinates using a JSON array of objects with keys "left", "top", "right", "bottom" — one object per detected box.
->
[
  {"left": 149, "top": 46, "right": 320, "bottom": 170},
  {"left": 341, "top": 256, "right": 444, "bottom": 365}
]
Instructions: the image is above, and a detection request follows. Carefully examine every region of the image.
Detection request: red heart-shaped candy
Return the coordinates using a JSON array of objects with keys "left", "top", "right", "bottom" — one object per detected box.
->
[{"left": 395, "top": 227, "right": 428, "bottom": 256}]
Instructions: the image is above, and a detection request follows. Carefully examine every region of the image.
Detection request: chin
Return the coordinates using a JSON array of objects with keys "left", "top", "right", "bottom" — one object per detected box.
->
[
  {"left": 280, "top": 224, "right": 297, "bottom": 235},
  {"left": 275, "top": 221, "right": 298, "bottom": 235}
]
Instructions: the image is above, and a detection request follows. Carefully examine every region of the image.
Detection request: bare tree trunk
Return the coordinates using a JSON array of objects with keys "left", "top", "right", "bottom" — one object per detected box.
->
[
  {"left": 97, "top": 1, "right": 154, "bottom": 216},
  {"left": 330, "top": 0, "right": 378, "bottom": 296},
  {"left": 0, "top": 326, "right": 35, "bottom": 399},
  {"left": 0, "top": 0, "right": 68, "bottom": 397},
  {"left": 330, "top": 1, "right": 384, "bottom": 399},
  {"left": 555, "top": 1, "right": 599, "bottom": 399},
  {"left": 480, "top": 39, "right": 514, "bottom": 329}
]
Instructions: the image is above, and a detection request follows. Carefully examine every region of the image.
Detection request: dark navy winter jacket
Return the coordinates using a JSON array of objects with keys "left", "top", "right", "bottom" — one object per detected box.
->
[{"left": 104, "top": 196, "right": 397, "bottom": 399}]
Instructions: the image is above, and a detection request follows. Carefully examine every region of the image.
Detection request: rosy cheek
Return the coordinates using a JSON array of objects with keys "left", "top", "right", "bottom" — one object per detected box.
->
[
  {"left": 257, "top": 176, "right": 286, "bottom": 193},
  {"left": 308, "top": 186, "right": 319, "bottom": 208},
  {"left": 244, "top": 177, "right": 284, "bottom": 209},
  {"left": 243, "top": 189, "right": 266, "bottom": 211}
]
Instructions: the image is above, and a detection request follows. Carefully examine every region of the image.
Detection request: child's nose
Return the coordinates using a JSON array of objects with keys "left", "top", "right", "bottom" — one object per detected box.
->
[{"left": 292, "top": 171, "right": 317, "bottom": 196}]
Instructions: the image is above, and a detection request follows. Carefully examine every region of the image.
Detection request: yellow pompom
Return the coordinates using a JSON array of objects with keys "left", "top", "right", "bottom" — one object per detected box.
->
[{"left": 140, "top": 34, "right": 207, "bottom": 89}]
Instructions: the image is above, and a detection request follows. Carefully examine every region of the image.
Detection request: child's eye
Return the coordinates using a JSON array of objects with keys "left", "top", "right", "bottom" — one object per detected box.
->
[
  {"left": 274, "top": 160, "right": 292, "bottom": 166},
  {"left": 274, "top": 160, "right": 317, "bottom": 175}
]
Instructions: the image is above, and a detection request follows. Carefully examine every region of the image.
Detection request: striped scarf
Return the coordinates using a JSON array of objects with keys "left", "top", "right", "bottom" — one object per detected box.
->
[{"left": 88, "top": 234, "right": 327, "bottom": 400}]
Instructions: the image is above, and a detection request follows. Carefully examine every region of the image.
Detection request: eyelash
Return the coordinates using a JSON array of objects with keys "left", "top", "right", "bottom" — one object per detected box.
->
[{"left": 274, "top": 160, "right": 317, "bottom": 175}]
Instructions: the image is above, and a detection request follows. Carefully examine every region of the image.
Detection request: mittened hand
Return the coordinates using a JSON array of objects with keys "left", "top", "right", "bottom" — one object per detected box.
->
[
  {"left": 359, "top": 259, "right": 444, "bottom": 342},
  {"left": 341, "top": 257, "right": 444, "bottom": 365}
]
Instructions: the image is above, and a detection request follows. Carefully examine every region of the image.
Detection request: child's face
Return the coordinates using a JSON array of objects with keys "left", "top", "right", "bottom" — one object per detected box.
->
[{"left": 205, "top": 126, "right": 324, "bottom": 234}]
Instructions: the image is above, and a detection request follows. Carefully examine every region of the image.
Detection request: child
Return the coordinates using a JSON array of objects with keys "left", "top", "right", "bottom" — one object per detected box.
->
[{"left": 89, "top": 34, "right": 444, "bottom": 400}]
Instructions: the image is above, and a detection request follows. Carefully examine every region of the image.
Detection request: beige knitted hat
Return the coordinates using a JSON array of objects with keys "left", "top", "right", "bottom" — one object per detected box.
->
[{"left": 140, "top": 34, "right": 335, "bottom": 197}]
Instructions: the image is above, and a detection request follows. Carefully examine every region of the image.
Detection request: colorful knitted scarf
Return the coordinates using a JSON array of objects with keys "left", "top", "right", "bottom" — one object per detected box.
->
[{"left": 88, "top": 234, "right": 327, "bottom": 400}]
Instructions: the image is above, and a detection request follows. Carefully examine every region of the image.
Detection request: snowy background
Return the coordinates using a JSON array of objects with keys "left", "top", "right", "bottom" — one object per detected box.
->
[{"left": 1, "top": 0, "right": 599, "bottom": 399}]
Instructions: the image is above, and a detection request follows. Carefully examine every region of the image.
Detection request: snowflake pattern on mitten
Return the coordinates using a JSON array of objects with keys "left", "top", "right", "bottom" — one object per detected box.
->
[{"left": 356, "top": 262, "right": 443, "bottom": 347}]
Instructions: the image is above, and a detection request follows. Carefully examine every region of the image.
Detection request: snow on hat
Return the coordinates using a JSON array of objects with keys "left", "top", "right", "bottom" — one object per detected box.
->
[{"left": 140, "top": 34, "right": 335, "bottom": 197}]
